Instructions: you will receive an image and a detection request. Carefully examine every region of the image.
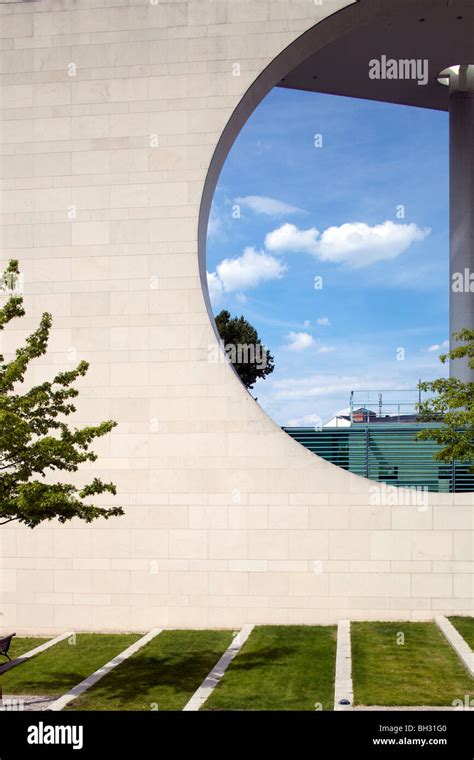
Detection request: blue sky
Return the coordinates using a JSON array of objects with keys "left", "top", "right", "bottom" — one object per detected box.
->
[{"left": 206, "top": 88, "right": 449, "bottom": 426}]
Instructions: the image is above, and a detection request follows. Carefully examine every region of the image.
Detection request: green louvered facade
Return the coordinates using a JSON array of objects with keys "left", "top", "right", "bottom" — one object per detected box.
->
[{"left": 283, "top": 425, "right": 474, "bottom": 493}]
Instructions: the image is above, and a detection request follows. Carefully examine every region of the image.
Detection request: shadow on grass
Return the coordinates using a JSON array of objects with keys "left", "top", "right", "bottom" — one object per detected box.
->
[
  {"left": 0, "top": 635, "right": 140, "bottom": 697},
  {"left": 0, "top": 669, "right": 93, "bottom": 696},
  {"left": 214, "top": 645, "right": 294, "bottom": 672},
  {"left": 74, "top": 646, "right": 238, "bottom": 708}
]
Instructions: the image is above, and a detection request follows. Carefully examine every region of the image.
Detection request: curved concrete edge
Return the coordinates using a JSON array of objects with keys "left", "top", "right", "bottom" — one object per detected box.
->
[
  {"left": 183, "top": 624, "right": 254, "bottom": 711},
  {"left": 334, "top": 620, "right": 354, "bottom": 711},
  {"left": 46, "top": 628, "right": 163, "bottom": 712},
  {"left": 0, "top": 632, "right": 73, "bottom": 676},
  {"left": 435, "top": 615, "right": 474, "bottom": 676}
]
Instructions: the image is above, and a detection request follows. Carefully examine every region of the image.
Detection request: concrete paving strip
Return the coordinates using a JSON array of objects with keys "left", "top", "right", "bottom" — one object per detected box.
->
[
  {"left": 46, "top": 628, "right": 163, "bottom": 712},
  {"left": 182, "top": 624, "right": 255, "bottom": 711},
  {"left": 435, "top": 615, "right": 474, "bottom": 676},
  {"left": 0, "top": 632, "right": 73, "bottom": 676},
  {"left": 334, "top": 620, "right": 354, "bottom": 711}
]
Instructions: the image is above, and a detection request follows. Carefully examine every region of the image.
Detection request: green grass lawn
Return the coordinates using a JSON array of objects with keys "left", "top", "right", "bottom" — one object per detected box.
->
[
  {"left": 352, "top": 622, "right": 474, "bottom": 706},
  {"left": 2, "top": 636, "right": 50, "bottom": 663},
  {"left": 67, "top": 630, "right": 233, "bottom": 711},
  {"left": 0, "top": 633, "right": 139, "bottom": 696},
  {"left": 203, "top": 625, "right": 337, "bottom": 711},
  {"left": 449, "top": 617, "right": 474, "bottom": 650}
]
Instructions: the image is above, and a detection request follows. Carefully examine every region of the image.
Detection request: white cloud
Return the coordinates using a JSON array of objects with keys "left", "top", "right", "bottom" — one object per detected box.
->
[
  {"left": 272, "top": 374, "right": 407, "bottom": 401},
  {"left": 286, "top": 413, "right": 322, "bottom": 428},
  {"left": 265, "top": 220, "right": 431, "bottom": 268},
  {"left": 235, "top": 195, "right": 304, "bottom": 217},
  {"left": 266, "top": 223, "right": 320, "bottom": 255},
  {"left": 206, "top": 271, "right": 224, "bottom": 305},
  {"left": 207, "top": 212, "right": 222, "bottom": 239},
  {"left": 317, "top": 317, "right": 330, "bottom": 326},
  {"left": 285, "top": 331, "right": 314, "bottom": 351},
  {"left": 318, "top": 345, "right": 336, "bottom": 353},
  {"left": 215, "top": 246, "right": 287, "bottom": 293},
  {"left": 303, "top": 320, "right": 311, "bottom": 328},
  {"left": 427, "top": 340, "right": 449, "bottom": 352},
  {"left": 235, "top": 292, "right": 248, "bottom": 304}
]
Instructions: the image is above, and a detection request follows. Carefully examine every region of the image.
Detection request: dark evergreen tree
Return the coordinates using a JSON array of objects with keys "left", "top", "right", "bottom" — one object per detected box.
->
[{"left": 215, "top": 309, "right": 274, "bottom": 390}]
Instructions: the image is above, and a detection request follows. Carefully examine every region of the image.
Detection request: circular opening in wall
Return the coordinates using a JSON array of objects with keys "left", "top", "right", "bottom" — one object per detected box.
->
[{"left": 199, "top": 0, "right": 474, "bottom": 493}]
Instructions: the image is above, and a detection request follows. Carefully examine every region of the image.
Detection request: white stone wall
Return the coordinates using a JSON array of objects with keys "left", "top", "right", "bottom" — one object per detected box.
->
[{"left": 0, "top": 0, "right": 472, "bottom": 634}]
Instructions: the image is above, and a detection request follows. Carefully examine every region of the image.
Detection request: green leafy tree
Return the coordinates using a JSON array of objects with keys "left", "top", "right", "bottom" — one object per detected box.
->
[
  {"left": 417, "top": 329, "right": 474, "bottom": 467},
  {"left": 214, "top": 309, "right": 274, "bottom": 390},
  {"left": 0, "top": 259, "right": 124, "bottom": 528}
]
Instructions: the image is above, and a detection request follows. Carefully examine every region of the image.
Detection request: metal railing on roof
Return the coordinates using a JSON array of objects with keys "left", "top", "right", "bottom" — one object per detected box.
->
[{"left": 349, "top": 388, "right": 424, "bottom": 423}]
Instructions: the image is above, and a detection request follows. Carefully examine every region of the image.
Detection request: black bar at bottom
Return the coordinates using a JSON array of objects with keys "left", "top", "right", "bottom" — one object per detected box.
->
[{"left": 0, "top": 710, "right": 472, "bottom": 758}]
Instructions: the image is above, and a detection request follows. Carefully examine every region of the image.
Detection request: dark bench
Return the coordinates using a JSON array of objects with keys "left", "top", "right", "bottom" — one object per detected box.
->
[{"left": 0, "top": 633, "right": 16, "bottom": 662}]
